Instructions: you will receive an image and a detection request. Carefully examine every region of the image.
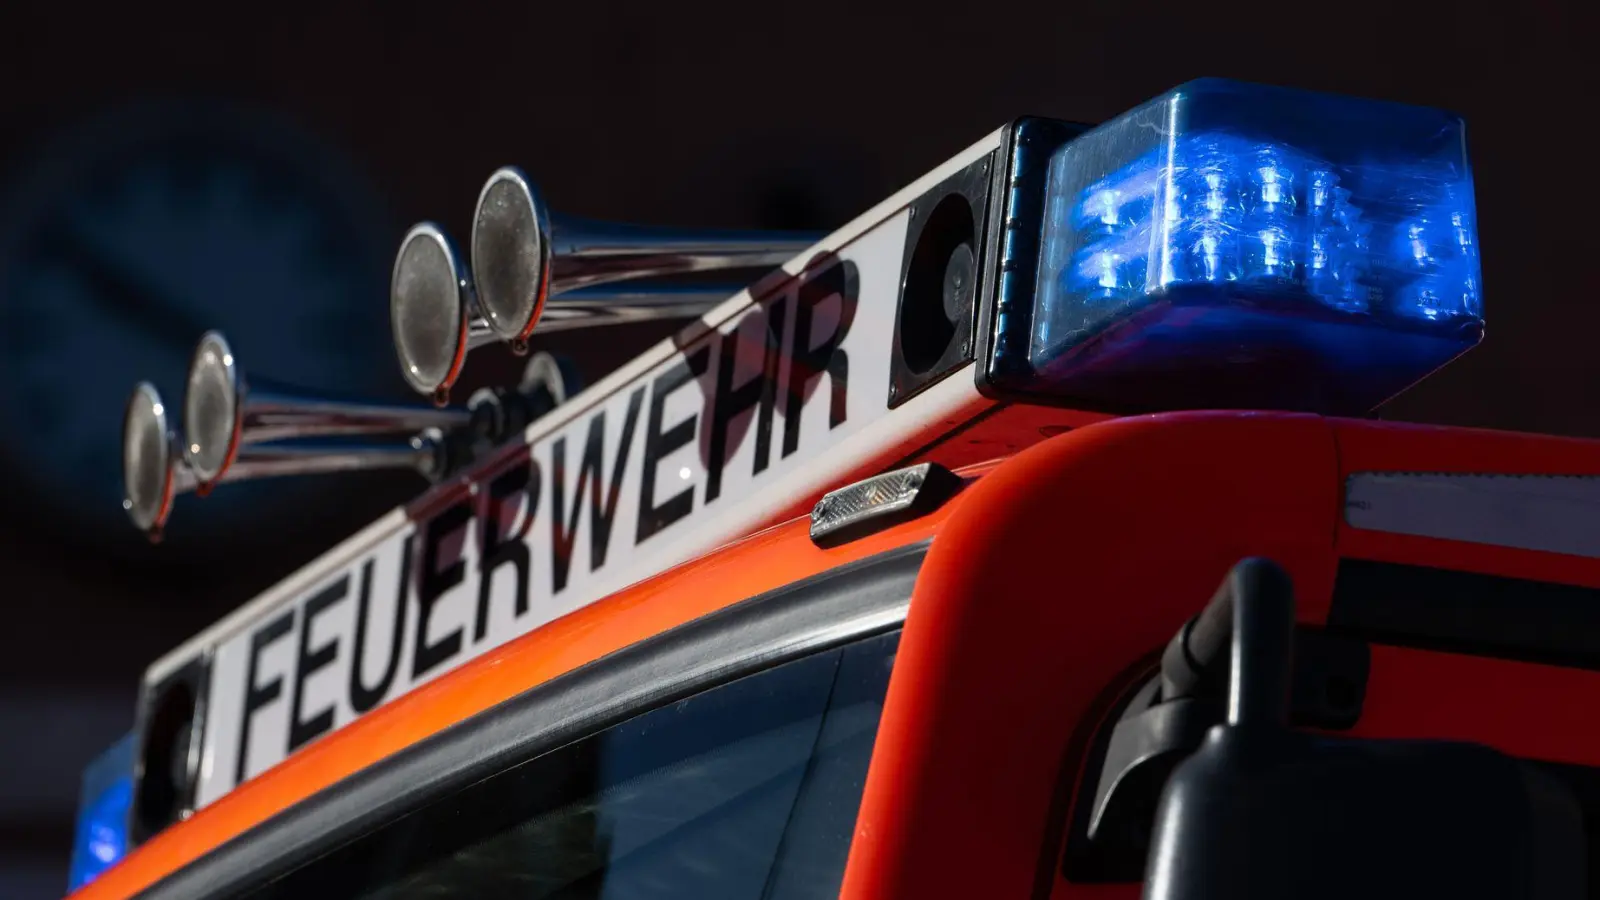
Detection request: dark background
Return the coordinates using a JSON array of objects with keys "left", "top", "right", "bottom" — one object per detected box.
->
[{"left": 0, "top": 2, "right": 1581, "bottom": 896}]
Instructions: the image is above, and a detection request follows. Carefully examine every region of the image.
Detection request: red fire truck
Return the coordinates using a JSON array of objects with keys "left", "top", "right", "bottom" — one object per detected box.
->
[{"left": 68, "top": 78, "right": 1590, "bottom": 900}]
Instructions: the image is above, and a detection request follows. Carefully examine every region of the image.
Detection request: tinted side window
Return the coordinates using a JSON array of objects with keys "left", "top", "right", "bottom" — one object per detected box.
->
[{"left": 244, "top": 630, "right": 900, "bottom": 900}]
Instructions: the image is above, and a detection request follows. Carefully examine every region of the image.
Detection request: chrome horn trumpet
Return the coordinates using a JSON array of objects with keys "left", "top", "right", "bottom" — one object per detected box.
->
[
  {"left": 529, "top": 282, "right": 755, "bottom": 333},
  {"left": 122, "top": 382, "right": 445, "bottom": 540},
  {"left": 470, "top": 166, "right": 816, "bottom": 339},
  {"left": 390, "top": 167, "right": 819, "bottom": 400},
  {"left": 390, "top": 223, "right": 484, "bottom": 403},
  {"left": 121, "top": 381, "right": 184, "bottom": 536},
  {"left": 182, "top": 330, "right": 471, "bottom": 491}
]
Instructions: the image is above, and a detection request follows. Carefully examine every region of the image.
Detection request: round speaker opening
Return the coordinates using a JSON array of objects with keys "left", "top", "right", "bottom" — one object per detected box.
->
[
  {"left": 135, "top": 679, "right": 196, "bottom": 838},
  {"left": 900, "top": 194, "right": 977, "bottom": 376}
]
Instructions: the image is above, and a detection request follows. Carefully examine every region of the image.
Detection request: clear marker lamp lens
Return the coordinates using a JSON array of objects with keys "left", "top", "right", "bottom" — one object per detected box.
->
[{"left": 995, "top": 79, "right": 1483, "bottom": 415}]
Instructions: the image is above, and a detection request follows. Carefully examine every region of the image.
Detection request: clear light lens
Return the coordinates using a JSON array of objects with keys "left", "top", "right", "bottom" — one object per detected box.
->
[
  {"left": 472, "top": 167, "right": 548, "bottom": 341},
  {"left": 810, "top": 463, "right": 960, "bottom": 546},
  {"left": 391, "top": 224, "right": 467, "bottom": 395},
  {"left": 1022, "top": 78, "right": 1482, "bottom": 415},
  {"left": 122, "top": 382, "right": 173, "bottom": 532},
  {"left": 183, "top": 331, "right": 239, "bottom": 482},
  {"left": 68, "top": 733, "right": 135, "bottom": 891}
]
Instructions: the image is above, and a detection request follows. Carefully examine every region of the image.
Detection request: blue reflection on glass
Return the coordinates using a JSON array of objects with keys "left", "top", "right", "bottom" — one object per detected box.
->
[{"left": 68, "top": 734, "right": 135, "bottom": 892}]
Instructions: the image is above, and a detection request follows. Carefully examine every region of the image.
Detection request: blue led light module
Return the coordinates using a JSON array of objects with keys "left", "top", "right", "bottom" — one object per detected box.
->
[{"left": 988, "top": 79, "right": 1482, "bottom": 415}]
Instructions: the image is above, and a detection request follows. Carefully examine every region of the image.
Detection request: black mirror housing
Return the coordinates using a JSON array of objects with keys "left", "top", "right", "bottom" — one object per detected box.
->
[
  {"left": 1145, "top": 728, "right": 1586, "bottom": 900},
  {"left": 1142, "top": 558, "right": 1587, "bottom": 900}
]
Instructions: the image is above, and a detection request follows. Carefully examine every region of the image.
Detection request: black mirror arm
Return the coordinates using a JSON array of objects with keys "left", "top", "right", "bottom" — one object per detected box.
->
[
  {"left": 1159, "top": 559, "right": 1296, "bottom": 717},
  {"left": 1225, "top": 559, "right": 1297, "bottom": 730}
]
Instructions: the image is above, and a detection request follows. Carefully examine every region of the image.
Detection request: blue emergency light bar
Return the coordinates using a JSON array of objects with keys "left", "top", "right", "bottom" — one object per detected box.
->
[
  {"left": 983, "top": 79, "right": 1482, "bottom": 415},
  {"left": 68, "top": 733, "right": 135, "bottom": 892}
]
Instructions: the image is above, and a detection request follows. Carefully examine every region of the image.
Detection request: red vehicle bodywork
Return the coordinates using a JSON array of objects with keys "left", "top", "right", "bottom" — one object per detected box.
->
[{"left": 76, "top": 411, "right": 1600, "bottom": 899}]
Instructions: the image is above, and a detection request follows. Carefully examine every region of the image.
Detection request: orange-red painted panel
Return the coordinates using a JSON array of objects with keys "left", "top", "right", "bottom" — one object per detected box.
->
[
  {"left": 73, "top": 462, "right": 984, "bottom": 900},
  {"left": 842, "top": 411, "right": 1344, "bottom": 900}
]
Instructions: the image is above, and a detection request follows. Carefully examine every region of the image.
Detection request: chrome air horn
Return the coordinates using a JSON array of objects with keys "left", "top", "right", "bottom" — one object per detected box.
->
[
  {"left": 121, "top": 382, "right": 445, "bottom": 541},
  {"left": 390, "top": 166, "right": 819, "bottom": 400},
  {"left": 470, "top": 167, "right": 816, "bottom": 336},
  {"left": 181, "top": 330, "right": 471, "bottom": 492},
  {"left": 124, "top": 344, "right": 575, "bottom": 538}
]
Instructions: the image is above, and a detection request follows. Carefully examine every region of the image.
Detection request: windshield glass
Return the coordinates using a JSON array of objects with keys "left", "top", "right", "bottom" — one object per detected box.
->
[{"left": 245, "top": 630, "right": 900, "bottom": 900}]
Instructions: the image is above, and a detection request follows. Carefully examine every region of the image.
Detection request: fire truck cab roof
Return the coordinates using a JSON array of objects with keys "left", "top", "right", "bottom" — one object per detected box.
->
[{"left": 69, "top": 79, "right": 1594, "bottom": 900}]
